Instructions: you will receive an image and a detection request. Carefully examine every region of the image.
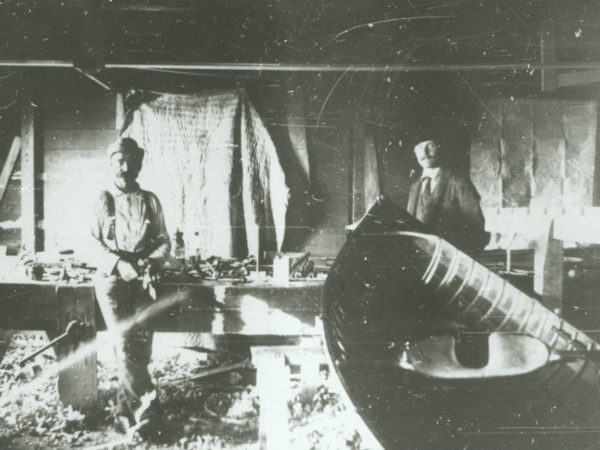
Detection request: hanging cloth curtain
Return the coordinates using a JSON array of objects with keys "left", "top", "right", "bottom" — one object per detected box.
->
[{"left": 121, "top": 88, "right": 288, "bottom": 258}]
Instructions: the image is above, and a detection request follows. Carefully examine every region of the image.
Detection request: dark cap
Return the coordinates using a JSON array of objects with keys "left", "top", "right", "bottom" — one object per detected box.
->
[
  {"left": 410, "top": 126, "right": 444, "bottom": 149},
  {"left": 106, "top": 137, "right": 144, "bottom": 160}
]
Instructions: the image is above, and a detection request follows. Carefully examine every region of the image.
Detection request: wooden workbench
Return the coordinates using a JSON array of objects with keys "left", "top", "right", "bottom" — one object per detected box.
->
[{"left": 0, "top": 278, "right": 324, "bottom": 408}]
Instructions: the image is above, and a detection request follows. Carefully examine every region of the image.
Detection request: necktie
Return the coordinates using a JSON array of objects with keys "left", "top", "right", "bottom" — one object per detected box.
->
[
  {"left": 416, "top": 176, "right": 432, "bottom": 222},
  {"left": 421, "top": 176, "right": 431, "bottom": 197}
]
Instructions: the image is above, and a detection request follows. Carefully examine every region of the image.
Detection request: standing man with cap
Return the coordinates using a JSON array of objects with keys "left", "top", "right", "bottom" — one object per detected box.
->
[
  {"left": 91, "top": 137, "right": 170, "bottom": 437},
  {"left": 407, "top": 136, "right": 488, "bottom": 253}
]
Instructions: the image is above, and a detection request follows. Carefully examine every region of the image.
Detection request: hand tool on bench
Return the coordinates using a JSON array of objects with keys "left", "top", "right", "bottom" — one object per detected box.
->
[{"left": 18, "top": 320, "right": 83, "bottom": 367}]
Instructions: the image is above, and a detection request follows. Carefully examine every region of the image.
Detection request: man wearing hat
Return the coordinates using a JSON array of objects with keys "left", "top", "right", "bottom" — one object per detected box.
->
[
  {"left": 407, "top": 136, "right": 488, "bottom": 253},
  {"left": 91, "top": 137, "right": 170, "bottom": 436}
]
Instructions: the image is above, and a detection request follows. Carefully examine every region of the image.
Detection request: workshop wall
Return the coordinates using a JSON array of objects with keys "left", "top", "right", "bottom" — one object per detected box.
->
[
  {"left": 470, "top": 98, "right": 600, "bottom": 249},
  {"left": 471, "top": 99, "right": 599, "bottom": 209},
  {"left": 41, "top": 74, "right": 117, "bottom": 254}
]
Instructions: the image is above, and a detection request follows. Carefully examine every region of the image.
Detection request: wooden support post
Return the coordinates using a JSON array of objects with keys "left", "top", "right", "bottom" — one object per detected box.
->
[
  {"left": 0, "top": 137, "right": 21, "bottom": 205},
  {"left": 364, "top": 134, "right": 381, "bottom": 210},
  {"left": 251, "top": 341, "right": 328, "bottom": 450},
  {"left": 296, "top": 342, "right": 326, "bottom": 403},
  {"left": 351, "top": 121, "right": 366, "bottom": 223},
  {"left": 53, "top": 286, "right": 98, "bottom": 409},
  {"left": 348, "top": 123, "right": 357, "bottom": 224},
  {"left": 541, "top": 20, "right": 557, "bottom": 92},
  {"left": 251, "top": 346, "right": 291, "bottom": 450},
  {"left": 534, "top": 220, "right": 563, "bottom": 314},
  {"left": 0, "top": 329, "right": 13, "bottom": 365},
  {"left": 19, "top": 87, "right": 42, "bottom": 253},
  {"left": 116, "top": 92, "right": 125, "bottom": 131}
]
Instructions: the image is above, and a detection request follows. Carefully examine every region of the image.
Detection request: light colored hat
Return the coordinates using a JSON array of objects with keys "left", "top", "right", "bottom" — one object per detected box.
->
[{"left": 106, "top": 137, "right": 144, "bottom": 160}]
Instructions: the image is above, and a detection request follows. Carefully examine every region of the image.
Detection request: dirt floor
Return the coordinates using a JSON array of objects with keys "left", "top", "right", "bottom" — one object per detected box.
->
[{"left": 0, "top": 332, "right": 368, "bottom": 450}]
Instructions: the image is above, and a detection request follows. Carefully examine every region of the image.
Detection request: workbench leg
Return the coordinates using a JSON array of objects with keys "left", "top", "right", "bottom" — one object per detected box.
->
[
  {"left": 297, "top": 347, "right": 324, "bottom": 403},
  {"left": 53, "top": 287, "right": 98, "bottom": 410},
  {"left": 251, "top": 346, "right": 291, "bottom": 450},
  {"left": 0, "top": 329, "right": 13, "bottom": 365}
]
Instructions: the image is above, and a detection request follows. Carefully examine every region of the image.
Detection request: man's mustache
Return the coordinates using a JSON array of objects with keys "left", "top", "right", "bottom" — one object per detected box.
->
[{"left": 117, "top": 173, "right": 137, "bottom": 180}]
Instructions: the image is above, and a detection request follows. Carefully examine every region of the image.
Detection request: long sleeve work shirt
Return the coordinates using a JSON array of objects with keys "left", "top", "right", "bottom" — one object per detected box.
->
[{"left": 90, "top": 183, "right": 171, "bottom": 276}]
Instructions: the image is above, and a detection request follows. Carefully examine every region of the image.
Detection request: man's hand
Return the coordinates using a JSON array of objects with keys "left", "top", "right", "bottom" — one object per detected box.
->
[
  {"left": 117, "top": 259, "right": 140, "bottom": 281},
  {"left": 138, "top": 258, "right": 159, "bottom": 301},
  {"left": 137, "top": 258, "right": 158, "bottom": 276}
]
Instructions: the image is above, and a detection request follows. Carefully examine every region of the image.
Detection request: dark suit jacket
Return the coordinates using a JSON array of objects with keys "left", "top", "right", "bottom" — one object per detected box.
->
[{"left": 407, "top": 167, "right": 488, "bottom": 252}]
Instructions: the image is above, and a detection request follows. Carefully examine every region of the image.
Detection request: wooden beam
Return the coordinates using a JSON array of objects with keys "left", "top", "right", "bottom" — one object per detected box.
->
[
  {"left": 541, "top": 20, "right": 557, "bottom": 92},
  {"left": 0, "top": 136, "right": 21, "bottom": 205},
  {"left": 19, "top": 87, "right": 41, "bottom": 253},
  {"left": 103, "top": 2, "right": 206, "bottom": 12},
  {"left": 558, "top": 69, "right": 600, "bottom": 88},
  {"left": 105, "top": 62, "right": 600, "bottom": 72},
  {"left": 5, "top": 60, "right": 600, "bottom": 72},
  {"left": 74, "top": 68, "right": 112, "bottom": 91},
  {"left": 0, "top": 61, "right": 72, "bottom": 68}
]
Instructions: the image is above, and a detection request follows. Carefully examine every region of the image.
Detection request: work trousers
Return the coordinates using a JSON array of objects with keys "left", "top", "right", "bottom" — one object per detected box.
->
[{"left": 94, "top": 276, "right": 155, "bottom": 424}]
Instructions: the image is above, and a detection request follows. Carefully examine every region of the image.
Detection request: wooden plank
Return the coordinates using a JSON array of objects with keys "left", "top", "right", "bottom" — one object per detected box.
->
[
  {"left": 0, "top": 281, "right": 324, "bottom": 335},
  {"left": 0, "top": 137, "right": 21, "bottom": 205},
  {"left": 151, "top": 282, "right": 323, "bottom": 335},
  {"left": 558, "top": 69, "right": 600, "bottom": 88},
  {"left": 19, "top": 87, "right": 40, "bottom": 253},
  {"left": 534, "top": 220, "right": 563, "bottom": 314}
]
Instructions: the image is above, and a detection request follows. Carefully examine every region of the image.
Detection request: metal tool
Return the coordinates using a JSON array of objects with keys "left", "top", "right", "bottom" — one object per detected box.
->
[
  {"left": 142, "top": 265, "right": 157, "bottom": 301},
  {"left": 19, "top": 320, "right": 82, "bottom": 367}
]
